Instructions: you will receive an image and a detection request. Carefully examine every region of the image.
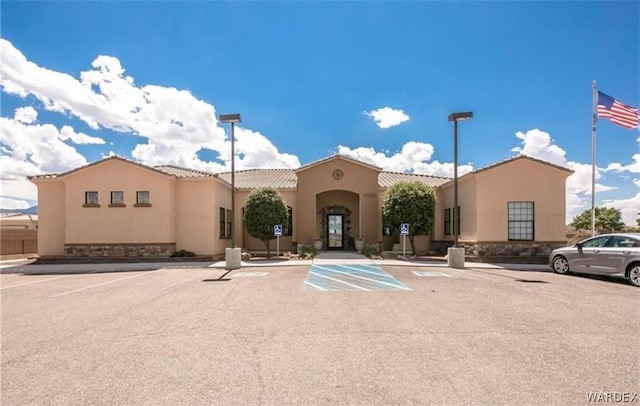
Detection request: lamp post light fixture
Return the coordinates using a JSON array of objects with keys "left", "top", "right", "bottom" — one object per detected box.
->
[
  {"left": 219, "top": 113, "right": 242, "bottom": 270},
  {"left": 447, "top": 111, "right": 473, "bottom": 268}
]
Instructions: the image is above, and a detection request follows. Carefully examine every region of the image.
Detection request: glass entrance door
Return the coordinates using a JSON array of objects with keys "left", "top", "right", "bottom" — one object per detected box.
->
[{"left": 327, "top": 214, "right": 343, "bottom": 249}]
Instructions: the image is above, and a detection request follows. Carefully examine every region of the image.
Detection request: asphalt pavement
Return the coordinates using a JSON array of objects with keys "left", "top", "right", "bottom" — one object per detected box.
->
[{"left": 2, "top": 262, "right": 637, "bottom": 405}]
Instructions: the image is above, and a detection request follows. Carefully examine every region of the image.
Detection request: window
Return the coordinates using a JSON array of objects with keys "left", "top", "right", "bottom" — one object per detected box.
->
[
  {"left": 84, "top": 191, "right": 99, "bottom": 206},
  {"left": 135, "top": 191, "right": 150, "bottom": 207},
  {"left": 448, "top": 206, "right": 460, "bottom": 235},
  {"left": 581, "top": 236, "right": 610, "bottom": 248},
  {"left": 508, "top": 201, "right": 534, "bottom": 241},
  {"left": 220, "top": 208, "right": 231, "bottom": 238},
  {"left": 110, "top": 191, "right": 124, "bottom": 206},
  {"left": 444, "top": 208, "right": 451, "bottom": 235},
  {"left": 608, "top": 236, "right": 640, "bottom": 248},
  {"left": 284, "top": 206, "right": 293, "bottom": 236}
]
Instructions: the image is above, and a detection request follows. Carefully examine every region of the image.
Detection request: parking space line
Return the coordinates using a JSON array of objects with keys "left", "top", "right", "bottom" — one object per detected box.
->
[
  {"left": 304, "top": 280, "right": 328, "bottom": 291},
  {"left": 335, "top": 264, "right": 394, "bottom": 278},
  {"left": 50, "top": 270, "right": 161, "bottom": 298},
  {"left": 309, "top": 271, "right": 370, "bottom": 291},
  {"left": 445, "top": 268, "right": 495, "bottom": 280},
  {"left": 1, "top": 275, "right": 75, "bottom": 290}
]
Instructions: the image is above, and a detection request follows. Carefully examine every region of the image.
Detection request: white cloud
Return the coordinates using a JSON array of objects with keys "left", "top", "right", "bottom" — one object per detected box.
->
[
  {"left": 602, "top": 193, "right": 640, "bottom": 226},
  {"left": 364, "top": 107, "right": 410, "bottom": 129},
  {"left": 604, "top": 154, "right": 640, "bottom": 174},
  {"left": 0, "top": 111, "right": 89, "bottom": 175},
  {"left": 0, "top": 107, "right": 106, "bottom": 204},
  {"left": 337, "top": 141, "right": 473, "bottom": 177},
  {"left": 511, "top": 129, "right": 617, "bottom": 223},
  {"left": 0, "top": 197, "right": 31, "bottom": 210},
  {"left": 14, "top": 106, "right": 38, "bottom": 124},
  {"left": 634, "top": 178, "right": 640, "bottom": 188},
  {"left": 0, "top": 38, "right": 298, "bottom": 171},
  {"left": 413, "top": 160, "right": 474, "bottom": 178},
  {"left": 0, "top": 38, "right": 300, "bottom": 207},
  {"left": 512, "top": 129, "right": 567, "bottom": 165},
  {"left": 59, "top": 125, "right": 105, "bottom": 145}
]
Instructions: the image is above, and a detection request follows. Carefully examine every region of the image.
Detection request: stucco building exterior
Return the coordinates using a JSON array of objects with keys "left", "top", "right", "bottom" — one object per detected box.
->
[{"left": 29, "top": 154, "right": 573, "bottom": 259}]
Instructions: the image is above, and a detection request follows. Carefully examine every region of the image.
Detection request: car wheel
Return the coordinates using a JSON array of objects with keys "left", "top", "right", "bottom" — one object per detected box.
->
[
  {"left": 627, "top": 263, "right": 640, "bottom": 287},
  {"left": 552, "top": 256, "right": 570, "bottom": 274}
]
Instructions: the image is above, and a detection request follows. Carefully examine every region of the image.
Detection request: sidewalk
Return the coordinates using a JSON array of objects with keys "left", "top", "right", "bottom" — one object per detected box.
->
[{"left": 0, "top": 257, "right": 550, "bottom": 275}]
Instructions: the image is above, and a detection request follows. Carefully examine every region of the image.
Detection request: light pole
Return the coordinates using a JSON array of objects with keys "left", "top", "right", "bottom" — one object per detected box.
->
[
  {"left": 219, "top": 113, "right": 242, "bottom": 269},
  {"left": 447, "top": 111, "right": 473, "bottom": 267}
]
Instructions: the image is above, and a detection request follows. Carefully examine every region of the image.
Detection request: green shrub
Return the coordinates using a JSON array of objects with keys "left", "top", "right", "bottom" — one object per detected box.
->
[
  {"left": 298, "top": 245, "right": 317, "bottom": 259},
  {"left": 361, "top": 244, "right": 380, "bottom": 258},
  {"left": 171, "top": 249, "right": 196, "bottom": 257}
]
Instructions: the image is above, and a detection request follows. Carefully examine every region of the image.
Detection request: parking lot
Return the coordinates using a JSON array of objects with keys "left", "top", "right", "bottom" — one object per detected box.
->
[{"left": 1, "top": 263, "right": 639, "bottom": 405}]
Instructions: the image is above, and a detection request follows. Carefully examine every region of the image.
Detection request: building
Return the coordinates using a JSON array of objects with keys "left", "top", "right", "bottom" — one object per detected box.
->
[
  {"left": 0, "top": 214, "right": 38, "bottom": 256},
  {"left": 28, "top": 154, "right": 573, "bottom": 258},
  {"left": 0, "top": 213, "right": 38, "bottom": 230}
]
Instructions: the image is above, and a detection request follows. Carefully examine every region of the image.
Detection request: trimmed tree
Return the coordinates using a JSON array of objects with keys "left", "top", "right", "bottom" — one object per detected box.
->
[
  {"left": 570, "top": 207, "right": 625, "bottom": 233},
  {"left": 382, "top": 181, "right": 436, "bottom": 255},
  {"left": 244, "top": 187, "right": 289, "bottom": 257}
]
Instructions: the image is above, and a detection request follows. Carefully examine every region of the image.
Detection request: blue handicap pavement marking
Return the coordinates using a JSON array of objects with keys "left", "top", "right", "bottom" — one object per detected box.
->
[{"left": 304, "top": 264, "right": 411, "bottom": 292}]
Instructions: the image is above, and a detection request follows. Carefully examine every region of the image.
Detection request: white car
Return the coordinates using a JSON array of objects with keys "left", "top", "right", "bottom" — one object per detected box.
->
[{"left": 549, "top": 233, "right": 640, "bottom": 287}]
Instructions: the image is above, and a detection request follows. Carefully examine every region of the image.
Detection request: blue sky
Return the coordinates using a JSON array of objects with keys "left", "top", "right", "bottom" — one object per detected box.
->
[{"left": 1, "top": 1, "right": 639, "bottom": 224}]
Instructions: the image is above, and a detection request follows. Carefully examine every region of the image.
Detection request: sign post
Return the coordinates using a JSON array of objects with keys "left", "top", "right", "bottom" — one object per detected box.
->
[
  {"left": 401, "top": 223, "right": 409, "bottom": 258},
  {"left": 274, "top": 225, "right": 282, "bottom": 257}
]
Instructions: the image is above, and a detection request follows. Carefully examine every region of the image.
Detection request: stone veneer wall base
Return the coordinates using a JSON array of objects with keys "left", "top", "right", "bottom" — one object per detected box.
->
[
  {"left": 64, "top": 243, "right": 176, "bottom": 257},
  {"left": 431, "top": 241, "right": 566, "bottom": 256}
]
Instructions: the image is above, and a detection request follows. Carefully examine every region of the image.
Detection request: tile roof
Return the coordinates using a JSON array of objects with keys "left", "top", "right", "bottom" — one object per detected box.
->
[
  {"left": 153, "top": 165, "right": 218, "bottom": 178},
  {"left": 439, "top": 155, "right": 574, "bottom": 186},
  {"left": 31, "top": 154, "right": 567, "bottom": 191},
  {"left": 378, "top": 172, "right": 451, "bottom": 188},
  {"left": 215, "top": 169, "right": 449, "bottom": 189},
  {"left": 217, "top": 169, "right": 298, "bottom": 189},
  {"left": 29, "top": 156, "right": 176, "bottom": 180}
]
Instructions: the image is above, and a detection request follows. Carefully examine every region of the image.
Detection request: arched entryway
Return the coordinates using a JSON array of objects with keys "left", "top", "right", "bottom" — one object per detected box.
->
[{"left": 316, "top": 190, "right": 359, "bottom": 250}]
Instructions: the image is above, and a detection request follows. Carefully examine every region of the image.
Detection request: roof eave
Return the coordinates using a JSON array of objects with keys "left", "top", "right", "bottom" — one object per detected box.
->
[{"left": 294, "top": 154, "right": 382, "bottom": 174}]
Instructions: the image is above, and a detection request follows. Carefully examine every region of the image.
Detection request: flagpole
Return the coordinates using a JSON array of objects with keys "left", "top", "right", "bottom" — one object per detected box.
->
[{"left": 591, "top": 80, "right": 597, "bottom": 236}]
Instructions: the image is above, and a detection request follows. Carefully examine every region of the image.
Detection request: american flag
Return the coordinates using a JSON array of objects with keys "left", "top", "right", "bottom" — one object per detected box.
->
[{"left": 597, "top": 91, "right": 640, "bottom": 129}]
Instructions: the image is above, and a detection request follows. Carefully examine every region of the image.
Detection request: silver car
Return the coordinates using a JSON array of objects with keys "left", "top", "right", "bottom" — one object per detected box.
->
[{"left": 549, "top": 233, "right": 640, "bottom": 287}]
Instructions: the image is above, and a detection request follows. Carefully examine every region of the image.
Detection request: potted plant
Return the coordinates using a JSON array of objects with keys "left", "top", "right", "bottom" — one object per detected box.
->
[
  {"left": 312, "top": 238, "right": 323, "bottom": 251},
  {"left": 355, "top": 237, "right": 365, "bottom": 253}
]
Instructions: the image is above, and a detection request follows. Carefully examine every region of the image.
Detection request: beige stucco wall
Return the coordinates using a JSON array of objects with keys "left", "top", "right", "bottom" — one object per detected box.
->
[
  {"left": 475, "top": 159, "right": 569, "bottom": 242},
  {"left": 236, "top": 189, "right": 297, "bottom": 252},
  {"left": 435, "top": 177, "right": 478, "bottom": 242},
  {"left": 32, "top": 180, "right": 65, "bottom": 255},
  {"left": 63, "top": 160, "right": 177, "bottom": 244},
  {"left": 296, "top": 158, "right": 381, "bottom": 246},
  {"left": 31, "top": 155, "right": 571, "bottom": 257},
  {"left": 176, "top": 178, "right": 231, "bottom": 256}
]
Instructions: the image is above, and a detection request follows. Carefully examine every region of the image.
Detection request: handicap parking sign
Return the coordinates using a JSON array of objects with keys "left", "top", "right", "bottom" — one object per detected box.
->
[
  {"left": 274, "top": 224, "right": 283, "bottom": 236},
  {"left": 401, "top": 223, "right": 409, "bottom": 235}
]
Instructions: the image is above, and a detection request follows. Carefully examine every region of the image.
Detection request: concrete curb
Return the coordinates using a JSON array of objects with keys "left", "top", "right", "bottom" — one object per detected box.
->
[{"left": 0, "top": 259, "right": 551, "bottom": 275}]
